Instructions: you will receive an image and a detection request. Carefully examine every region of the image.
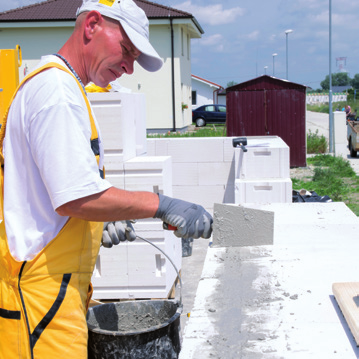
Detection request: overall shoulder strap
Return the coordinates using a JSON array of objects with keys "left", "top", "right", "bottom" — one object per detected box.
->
[{"left": 0, "top": 62, "right": 99, "bottom": 166}]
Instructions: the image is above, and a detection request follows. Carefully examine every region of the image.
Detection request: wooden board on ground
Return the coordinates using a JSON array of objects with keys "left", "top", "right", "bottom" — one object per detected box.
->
[
  {"left": 332, "top": 282, "right": 359, "bottom": 346},
  {"left": 89, "top": 299, "right": 103, "bottom": 308},
  {"left": 167, "top": 270, "right": 181, "bottom": 299}
]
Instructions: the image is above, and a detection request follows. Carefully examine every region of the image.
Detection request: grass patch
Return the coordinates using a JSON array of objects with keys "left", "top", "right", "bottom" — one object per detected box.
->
[
  {"left": 147, "top": 124, "right": 226, "bottom": 138},
  {"left": 307, "top": 100, "right": 359, "bottom": 114},
  {"left": 292, "top": 155, "right": 359, "bottom": 214},
  {"left": 308, "top": 154, "right": 356, "bottom": 177},
  {"left": 307, "top": 129, "right": 328, "bottom": 154},
  {"left": 307, "top": 103, "right": 330, "bottom": 114}
]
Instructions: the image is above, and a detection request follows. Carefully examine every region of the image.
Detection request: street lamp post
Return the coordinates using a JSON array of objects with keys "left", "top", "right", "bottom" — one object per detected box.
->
[
  {"left": 272, "top": 53, "right": 277, "bottom": 76},
  {"left": 264, "top": 66, "right": 268, "bottom": 75},
  {"left": 285, "top": 29, "right": 293, "bottom": 80},
  {"left": 329, "top": 0, "right": 334, "bottom": 153}
]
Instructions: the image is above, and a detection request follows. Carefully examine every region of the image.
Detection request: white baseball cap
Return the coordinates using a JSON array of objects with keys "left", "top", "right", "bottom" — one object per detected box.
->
[{"left": 76, "top": 0, "right": 163, "bottom": 72}]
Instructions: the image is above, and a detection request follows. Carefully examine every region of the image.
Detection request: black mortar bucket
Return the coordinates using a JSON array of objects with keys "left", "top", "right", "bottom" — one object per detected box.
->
[
  {"left": 87, "top": 234, "right": 184, "bottom": 358},
  {"left": 87, "top": 299, "right": 182, "bottom": 359}
]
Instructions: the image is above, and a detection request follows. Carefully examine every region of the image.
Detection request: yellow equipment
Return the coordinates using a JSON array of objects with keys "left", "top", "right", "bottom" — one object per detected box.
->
[{"left": 0, "top": 45, "right": 22, "bottom": 121}]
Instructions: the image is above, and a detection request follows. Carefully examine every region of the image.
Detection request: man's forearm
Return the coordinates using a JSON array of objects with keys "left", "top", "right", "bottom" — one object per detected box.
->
[{"left": 56, "top": 187, "right": 159, "bottom": 221}]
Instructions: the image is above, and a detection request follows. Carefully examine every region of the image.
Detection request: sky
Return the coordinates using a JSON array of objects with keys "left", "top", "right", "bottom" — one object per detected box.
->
[{"left": 1, "top": 0, "right": 359, "bottom": 90}]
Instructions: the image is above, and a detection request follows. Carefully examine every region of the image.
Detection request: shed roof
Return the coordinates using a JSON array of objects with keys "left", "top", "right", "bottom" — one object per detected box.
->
[
  {"left": 0, "top": 0, "right": 198, "bottom": 23},
  {"left": 227, "top": 75, "right": 307, "bottom": 92}
]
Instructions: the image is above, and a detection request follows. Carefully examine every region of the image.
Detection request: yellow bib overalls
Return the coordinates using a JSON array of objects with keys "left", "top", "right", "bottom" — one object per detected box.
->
[{"left": 0, "top": 63, "right": 103, "bottom": 358}]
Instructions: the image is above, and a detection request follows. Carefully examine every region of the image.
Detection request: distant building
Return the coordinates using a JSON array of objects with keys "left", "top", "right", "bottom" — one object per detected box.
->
[
  {"left": 0, "top": 0, "right": 204, "bottom": 132},
  {"left": 226, "top": 75, "right": 307, "bottom": 167},
  {"left": 191, "top": 75, "right": 223, "bottom": 109}
]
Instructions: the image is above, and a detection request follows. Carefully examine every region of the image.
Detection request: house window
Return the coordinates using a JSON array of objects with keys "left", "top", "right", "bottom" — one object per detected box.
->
[
  {"left": 192, "top": 91, "right": 197, "bottom": 105},
  {"left": 187, "top": 34, "right": 190, "bottom": 60},
  {"left": 181, "top": 28, "right": 184, "bottom": 56}
]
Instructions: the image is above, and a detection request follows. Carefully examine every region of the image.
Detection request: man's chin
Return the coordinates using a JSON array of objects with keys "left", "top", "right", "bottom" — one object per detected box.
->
[{"left": 93, "top": 80, "right": 110, "bottom": 89}]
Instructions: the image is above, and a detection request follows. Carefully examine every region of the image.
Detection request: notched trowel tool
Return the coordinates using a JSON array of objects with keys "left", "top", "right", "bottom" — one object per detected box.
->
[{"left": 211, "top": 203, "right": 274, "bottom": 248}]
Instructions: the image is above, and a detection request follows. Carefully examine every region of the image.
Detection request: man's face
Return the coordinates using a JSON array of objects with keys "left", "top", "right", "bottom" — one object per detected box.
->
[{"left": 88, "top": 15, "right": 141, "bottom": 88}]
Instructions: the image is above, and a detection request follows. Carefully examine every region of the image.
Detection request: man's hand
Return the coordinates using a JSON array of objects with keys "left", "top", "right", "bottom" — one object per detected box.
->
[
  {"left": 154, "top": 194, "right": 213, "bottom": 239},
  {"left": 101, "top": 221, "right": 137, "bottom": 248}
]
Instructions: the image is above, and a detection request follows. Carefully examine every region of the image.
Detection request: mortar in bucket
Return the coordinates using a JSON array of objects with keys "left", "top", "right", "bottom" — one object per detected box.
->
[{"left": 87, "top": 235, "right": 183, "bottom": 359}]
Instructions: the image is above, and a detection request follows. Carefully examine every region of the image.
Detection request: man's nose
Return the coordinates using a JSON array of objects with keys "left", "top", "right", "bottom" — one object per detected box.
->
[{"left": 123, "top": 56, "right": 136, "bottom": 75}]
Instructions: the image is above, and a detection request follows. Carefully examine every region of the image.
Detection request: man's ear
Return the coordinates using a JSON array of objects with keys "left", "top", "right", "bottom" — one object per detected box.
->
[{"left": 84, "top": 10, "right": 103, "bottom": 40}]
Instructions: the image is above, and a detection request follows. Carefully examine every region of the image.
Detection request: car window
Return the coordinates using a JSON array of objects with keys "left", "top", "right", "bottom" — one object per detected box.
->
[
  {"left": 205, "top": 106, "right": 215, "bottom": 112},
  {"left": 218, "top": 106, "right": 226, "bottom": 113}
]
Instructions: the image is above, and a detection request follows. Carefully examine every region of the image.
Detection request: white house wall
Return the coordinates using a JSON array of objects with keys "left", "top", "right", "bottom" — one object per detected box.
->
[
  {"left": 0, "top": 20, "right": 196, "bottom": 132},
  {"left": 119, "top": 23, "right": 192, "bottom": 131},
  {"left": 0, "top": 25, "right": 73, "bottom": 78},
  {"left": 218, "top": 95, "right": 226, "bottom": 106},
  {"left": 192, "top": 79, "right": 217, "bottom": 108}
]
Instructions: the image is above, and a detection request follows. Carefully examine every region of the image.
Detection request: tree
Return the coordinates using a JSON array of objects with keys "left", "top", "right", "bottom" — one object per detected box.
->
[
  {"left": 320, "top": 72, "right": 352, "bottom": 90},
  {"left": 226, "top": 81, "right": 238, "bottom": 88},
  {"left": 352, "top": 74, "right": 359, "bottom": 89}
]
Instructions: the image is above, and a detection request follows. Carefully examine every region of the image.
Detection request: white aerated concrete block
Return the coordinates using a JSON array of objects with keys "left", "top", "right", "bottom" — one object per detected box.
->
[
  {"left": 147, "top": 138, "right": 226, "bottom": 163},
  {"left": 198, "top": 162, "right": 233, "bottom": 186},
  {"left": 172, "top": 185, "right": 226, "bottom": 214},
  {"left": 89, "top": 92, "right": 147, "bottom": 163},
  {"left": 146, "top": 138, "right": 156, "bottom": 157},
  {"left": 103, "top": 162, "right": 125, "bottom": 189},
  {"left": 173, "top": 163, "right": 199, "bottom": 186},
  {"left": 91, "top": 244, "right": 129, "bottom": 300},
  {"left": 91, "top": 219, "right": 182, "bottom": 300},
  {"left": 167, "top": 138, "right": 224, "bottom": 163},
  {"left": 235, "top": 178, "right": 292, "bottom": 204},
  {"left": 124, "top": 156, "right": 172, "bottom": 195},
  {"left": 128, "top": 219, "right": 182, "bottom": 298},
  {"left": 235, "top": 137, "right": 290, "bottom": 180}
]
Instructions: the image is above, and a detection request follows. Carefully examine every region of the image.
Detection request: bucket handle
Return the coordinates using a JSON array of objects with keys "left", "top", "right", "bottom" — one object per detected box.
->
[{"left": 136, "top": 235, "right": 182, "bottom": 307}]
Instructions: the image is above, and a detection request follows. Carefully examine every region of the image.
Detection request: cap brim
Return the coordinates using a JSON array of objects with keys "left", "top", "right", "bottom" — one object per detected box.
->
[{"left": 120, "top": 21, "right": 163, "bottom": 72}]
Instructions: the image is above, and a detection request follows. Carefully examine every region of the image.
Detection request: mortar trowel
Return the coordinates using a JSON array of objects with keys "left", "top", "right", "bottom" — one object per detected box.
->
[{"left": 163, "top": 202, "right": 274, "bottom": 248}]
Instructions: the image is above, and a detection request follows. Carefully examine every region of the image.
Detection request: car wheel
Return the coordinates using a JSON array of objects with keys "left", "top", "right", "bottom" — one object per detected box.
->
[
  {"left": 349, "top": 140, "right": 357, "bottom": 157},
  {"left": 196, "top": 118, "right": 206, "bottom": 127}
]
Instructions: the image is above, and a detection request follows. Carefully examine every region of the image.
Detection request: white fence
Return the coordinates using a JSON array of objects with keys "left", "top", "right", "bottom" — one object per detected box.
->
[{"left": 307, "top": 93, "right": 347, "bottom": 104}]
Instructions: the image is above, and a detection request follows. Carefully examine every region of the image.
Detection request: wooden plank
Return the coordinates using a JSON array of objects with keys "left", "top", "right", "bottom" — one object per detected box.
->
[
  {"left": 89, "top": 299, "right": 103, "bottom": 308},
  {"left": 332, "top": 282, "right": 359, "bottom": 346},
  {"left": 167, "top": 270, "right": 181, "bottom": 299}
]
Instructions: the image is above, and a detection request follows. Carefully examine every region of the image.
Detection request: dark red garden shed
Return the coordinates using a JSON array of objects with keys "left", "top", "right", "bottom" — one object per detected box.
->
[{"left": 226, "top": 75, "right": 307, "bottom": 167}]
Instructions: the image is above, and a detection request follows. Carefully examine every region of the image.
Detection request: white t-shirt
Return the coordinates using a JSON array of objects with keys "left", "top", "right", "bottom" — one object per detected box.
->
[{"left": 3, "top": 55, "right": 112, "bottom": 261}]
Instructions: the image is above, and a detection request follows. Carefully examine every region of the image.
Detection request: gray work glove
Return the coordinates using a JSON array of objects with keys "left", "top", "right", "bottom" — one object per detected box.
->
[
  {"left": 101, "top": 221, "right": 137, "bottom": 248},
  {"left": 154, "top": 194, "right": 213, "bottom": 239}
]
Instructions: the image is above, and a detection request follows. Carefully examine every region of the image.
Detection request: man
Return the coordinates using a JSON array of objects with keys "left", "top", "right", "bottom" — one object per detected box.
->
[{"left": 0, "top": 0, "right": 212, "bottom": 357}]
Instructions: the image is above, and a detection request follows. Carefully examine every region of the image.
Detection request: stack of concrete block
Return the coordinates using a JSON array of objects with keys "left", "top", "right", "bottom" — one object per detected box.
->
[
  {"left": 147, "top": 137, "right": 236, "bottom": 213},
  {"left": 147, "top": 135, "right": 292, "bottom": 210},
  {"left": 91, "top": 220, "right": 181, "bottom": 300},
  {"left": 234, "top": 137, "right": 292, "bottom": 204},
  {"left": 88, "top": 92, "right": 181, "bottom": 300}
]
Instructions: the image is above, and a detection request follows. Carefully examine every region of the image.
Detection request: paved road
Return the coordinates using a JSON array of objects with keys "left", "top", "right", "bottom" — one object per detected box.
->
[
  {"left": 306, "top": 110, "right": 359, "bottom": 175},
  {"left": 306, "top": 110, "right": 330, "bottom": 139}
]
